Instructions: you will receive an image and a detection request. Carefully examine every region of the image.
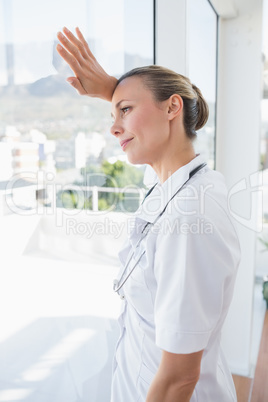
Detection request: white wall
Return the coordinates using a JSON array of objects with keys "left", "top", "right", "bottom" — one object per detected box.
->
[{"left": 215, "top": 0, "right": 264, "bottom": 375}]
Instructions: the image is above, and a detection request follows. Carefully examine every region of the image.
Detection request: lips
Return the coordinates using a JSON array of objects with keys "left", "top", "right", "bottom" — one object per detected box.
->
[{"left": 120, "top": 138, "right": 134, "bottom": 150}]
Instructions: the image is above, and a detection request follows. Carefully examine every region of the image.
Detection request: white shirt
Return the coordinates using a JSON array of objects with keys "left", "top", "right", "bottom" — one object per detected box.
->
[{"left": 111, "top": 155, "right": 241, "bottom": 402}]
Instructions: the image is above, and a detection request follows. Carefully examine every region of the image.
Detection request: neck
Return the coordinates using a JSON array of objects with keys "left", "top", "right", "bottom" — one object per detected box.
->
[{"left": 150, "top": 142, "right": 196, "bottom": 184}]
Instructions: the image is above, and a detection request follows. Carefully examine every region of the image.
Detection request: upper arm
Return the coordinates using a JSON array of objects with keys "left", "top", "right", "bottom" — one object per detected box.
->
[{"left": 145, "top": 349, "right": 203, "bottom": 401}]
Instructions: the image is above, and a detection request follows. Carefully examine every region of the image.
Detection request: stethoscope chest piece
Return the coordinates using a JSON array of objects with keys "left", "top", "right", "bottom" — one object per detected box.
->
[
  {"left": 113, "top": 279, "right": 119, "bottom": 290},
  {"left": 113, "top": 279, "right": 125, "bottom": 299}
]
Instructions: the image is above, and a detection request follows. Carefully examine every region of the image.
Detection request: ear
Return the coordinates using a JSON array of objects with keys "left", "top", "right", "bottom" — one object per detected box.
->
[{"left": 167, "top": 94, "right": 183, "bottom": 121}]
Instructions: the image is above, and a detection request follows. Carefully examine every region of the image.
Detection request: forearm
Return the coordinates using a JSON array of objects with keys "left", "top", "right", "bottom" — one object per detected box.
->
[
  {"left": 146, "top": 375, "right": 198, "bottom": 402},
  {"left": 146, "top": 349, "right": 202, "bottom": 402}
]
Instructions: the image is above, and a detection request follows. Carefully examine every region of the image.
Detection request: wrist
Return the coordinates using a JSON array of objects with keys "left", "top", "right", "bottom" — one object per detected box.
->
[{"left": 102, "top": 76, "right": 118, "bottom": 102}]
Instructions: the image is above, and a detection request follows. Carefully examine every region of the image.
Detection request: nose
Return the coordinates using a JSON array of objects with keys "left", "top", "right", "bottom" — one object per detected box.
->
[{"left": 110, "top": 119, "right": 124, "bottom": 137}]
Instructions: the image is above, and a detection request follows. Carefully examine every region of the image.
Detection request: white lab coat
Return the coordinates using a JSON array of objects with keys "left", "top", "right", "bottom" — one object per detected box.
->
[{"left": 111, "top": 155, "right": 241, "bottom": 402}]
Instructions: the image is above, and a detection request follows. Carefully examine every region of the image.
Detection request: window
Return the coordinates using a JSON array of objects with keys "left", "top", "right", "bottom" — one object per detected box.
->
[
  {"left": 187, "top": 0, "right": 218, "bottom": 168},
  {"left": 257, "top": 0, "right": 268, "bottom": 278},
  {"left": 0, "top": 2, "right": 154, "bottom": 401},
  {"left": 0, "top": 0, "right": 154, "bottom": 213}
]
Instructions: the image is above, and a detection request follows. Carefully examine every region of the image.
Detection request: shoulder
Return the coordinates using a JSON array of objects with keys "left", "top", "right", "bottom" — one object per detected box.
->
[
  {"left": 156, "top": 168, "right": 240, "bottom": 261},
  {"left": 165, "top": 167, "right": 229, "bottom": 222}
]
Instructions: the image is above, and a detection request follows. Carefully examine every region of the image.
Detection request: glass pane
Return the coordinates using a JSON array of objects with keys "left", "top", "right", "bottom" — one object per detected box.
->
[
  {"left": 0, "top": 1, "right": 154, "bottom": 400},
  {"left": 257, "top": 0, "right": 268, "bottom": 278},
  {"left": 0, "top": 0, "right": 154, "bottom": 273},
  {"left": 187, "top": 0, "right": 217, "bottom": 168}
]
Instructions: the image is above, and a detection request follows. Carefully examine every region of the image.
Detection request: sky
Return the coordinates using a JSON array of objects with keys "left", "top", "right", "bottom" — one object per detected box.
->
[
  {"left": 0, "top": 0, "right": 217, "bottom": 101},
  {"left": 0, "top": 0, "right": 154, "bottom": 84},
  {"left": 188, "top": 0, "right": 217, "bottom": 102}
]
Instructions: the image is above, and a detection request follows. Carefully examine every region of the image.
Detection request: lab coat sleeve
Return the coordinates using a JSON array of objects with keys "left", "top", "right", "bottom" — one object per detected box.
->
[{"left": 153, "top": 210, "right": 239, "bottom": 354}]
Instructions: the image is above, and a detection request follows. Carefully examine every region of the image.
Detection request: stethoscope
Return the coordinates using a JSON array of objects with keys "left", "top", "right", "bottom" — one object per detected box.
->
[{"left": 113, "top": 163, "right": 207, "bottom": 299}]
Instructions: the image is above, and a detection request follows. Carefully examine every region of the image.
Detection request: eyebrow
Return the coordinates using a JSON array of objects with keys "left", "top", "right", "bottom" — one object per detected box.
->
[{"left": 116, "top": 99, "right": 130, "bottom": 109}]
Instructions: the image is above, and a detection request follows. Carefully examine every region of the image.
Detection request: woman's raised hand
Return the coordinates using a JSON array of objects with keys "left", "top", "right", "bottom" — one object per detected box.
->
[{"left": 56, "top": 27, "right": 118, "bottom": 101}]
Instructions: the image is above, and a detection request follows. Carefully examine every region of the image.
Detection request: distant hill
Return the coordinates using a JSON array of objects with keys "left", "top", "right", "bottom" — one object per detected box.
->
[
  {"left": 0, "top": 74, "right": 73, "bottom": 97},
  {"left": 28, "top": 74, "right": 74, "bottom": 97}
]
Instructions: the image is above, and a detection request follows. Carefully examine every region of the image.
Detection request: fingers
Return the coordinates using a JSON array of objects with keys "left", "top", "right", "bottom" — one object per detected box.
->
[
  {"left": 57, "top": 30, "right": 85, "bottom": 67},
  {"left": 56, "top": 43, "right": 83, "bottom": 75},
  {"left": 62, "top": 27, "right": 90, "bottom": 61},
  {"left": 75, "top": 27, "right": 95, "bottom": 59}
]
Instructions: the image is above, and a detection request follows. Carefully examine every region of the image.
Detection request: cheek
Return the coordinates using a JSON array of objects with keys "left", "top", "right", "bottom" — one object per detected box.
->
[
  {"left": 124, "top": 107, "right": 168, "bottom": 144},
  {"left": 135, "top": 110, "right": 167, "bottom": 133},
  {"left": 143, "top": 113, "right": 169, "bottom": 142}
]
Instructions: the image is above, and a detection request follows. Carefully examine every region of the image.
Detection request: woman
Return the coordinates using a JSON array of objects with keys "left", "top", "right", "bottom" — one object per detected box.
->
[{"left": 57, "top": 27, "right": 241, "bottom": 402}]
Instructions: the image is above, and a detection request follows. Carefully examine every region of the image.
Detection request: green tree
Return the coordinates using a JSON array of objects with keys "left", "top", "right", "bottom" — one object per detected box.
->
[
  {"left": 101, "top": 160, "right": 144, "bottom": 188},
  {"left": 78, "top": 160, "right": 145, "bottom": 212}
]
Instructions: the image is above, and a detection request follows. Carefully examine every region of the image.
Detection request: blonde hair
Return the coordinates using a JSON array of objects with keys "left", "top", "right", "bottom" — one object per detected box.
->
[{"left": 117, "top": 65, "right": 209, "bottom": 139}]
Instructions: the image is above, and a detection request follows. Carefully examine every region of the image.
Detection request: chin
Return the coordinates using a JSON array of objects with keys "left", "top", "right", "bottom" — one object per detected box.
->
[{"left": 126, "top": 154, "right": 145, "bottom": 165}]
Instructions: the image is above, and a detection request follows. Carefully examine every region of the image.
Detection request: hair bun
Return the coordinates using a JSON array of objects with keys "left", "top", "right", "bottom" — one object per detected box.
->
[{"left": 192, "top": 84, "right": 209, "bottom": 131}]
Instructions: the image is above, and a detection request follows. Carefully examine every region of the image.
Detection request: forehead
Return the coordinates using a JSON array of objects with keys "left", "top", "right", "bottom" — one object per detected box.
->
[{"left": 112, "top": 76, "right": 152, "bottom": 106}]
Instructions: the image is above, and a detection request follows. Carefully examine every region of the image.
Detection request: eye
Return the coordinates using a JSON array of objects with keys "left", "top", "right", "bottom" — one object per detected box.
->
[{"left": 121, "top": 107, "right": 130, "bottom": 114}]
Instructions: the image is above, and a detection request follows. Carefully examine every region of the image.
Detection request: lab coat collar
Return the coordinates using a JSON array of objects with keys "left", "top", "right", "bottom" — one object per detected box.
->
[{"left": 135, "top": 154, "right": 206, "bottom": 224}]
